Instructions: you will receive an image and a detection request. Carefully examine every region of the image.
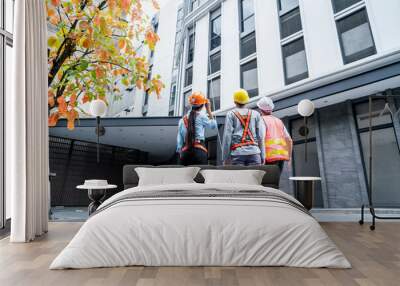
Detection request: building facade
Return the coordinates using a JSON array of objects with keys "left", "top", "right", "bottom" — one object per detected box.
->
[{"left": 110, "top": 0, "right": 400, "bottom": 209}]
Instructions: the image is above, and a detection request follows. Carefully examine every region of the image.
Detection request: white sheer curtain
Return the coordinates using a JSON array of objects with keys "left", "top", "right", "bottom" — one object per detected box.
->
[{"left": 7, "top": 0, "right": 49, "bottom": 242}]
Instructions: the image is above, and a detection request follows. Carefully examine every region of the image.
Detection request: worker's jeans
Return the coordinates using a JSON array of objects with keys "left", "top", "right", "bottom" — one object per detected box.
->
[
  {"left": 180, "top": 148, "right": 208, "bottom": 166},
  {"left": 231, "top": 154, "right": 262, "bottom": 166}
]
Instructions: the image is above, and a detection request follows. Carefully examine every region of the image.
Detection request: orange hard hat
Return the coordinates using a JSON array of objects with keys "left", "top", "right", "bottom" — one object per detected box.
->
[{"left": 188, "top": 92, "right": 209, "bottom": 106}]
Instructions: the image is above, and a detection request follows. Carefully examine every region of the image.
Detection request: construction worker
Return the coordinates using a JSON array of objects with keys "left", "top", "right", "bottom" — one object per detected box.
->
[
  {"left": 257, "top": 96, "right": 292, "bottom": 171},
  {"left": 222, "top": 89, "right": 265, "bottom": 166},
  {"left": 177, "top": 92, "right": 217, "bottom": 165}
]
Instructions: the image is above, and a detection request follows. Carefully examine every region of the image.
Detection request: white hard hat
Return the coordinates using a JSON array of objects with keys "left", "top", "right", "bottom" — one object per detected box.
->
[{"left": 257, "top": 97, "right": 275, "bottom": 112}]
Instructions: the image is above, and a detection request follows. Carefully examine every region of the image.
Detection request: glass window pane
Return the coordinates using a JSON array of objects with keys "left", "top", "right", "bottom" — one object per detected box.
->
[
  {"left": 240, "top": 32, "right": 256, "bottom": 59},
  {"left": 185, "top": 67, "right": 193, "bottom": 87},
  {"left": 5, "top": 44, "right": 13, "bottom": 219},
  {"left": 209, "top": 52, "right": 221, "bottom": 75},
  {"left": 187, "top": 30, "right": 195, "bottom": 64},
  {"left": 360, "top": 128, "right": 400, "bottom": 206},
  {"left": 241, "top": 60, "right": 258, "bottom": 98},
  {"left": 280, "top": 7, "right": 302, "bottom": 39},
  {"left": 282, "top": 37, "right": 309, "bottom": 84},
  {"left": 241, "top": 0, "right": 255, "bottom": 20},
  {"left": 183, "top": 90, "right": 192, "bottom": 113},
  {"left": 337, "top": 9, "right": 376, "bottom": 64},
  {"left": 210, "top": 16, "right": 221, "bottom": 50},
  {"left": 208, "top": 77, "right": 221, "bottom": 110},
  {"left": 190, "top": 0, "right": 197, "bottom": 12},
  {"left": 332, "top": 0, "right": 362, "bottom": 13},
  {"left": 355, "top": 100, "right": 393, "bottom": 129},
  {"left": 5, "top": 0, "right": 15, "bottom": 33},
  {"left": 279, "top": 0, "right": 299, "bottom": 11},
  {"left": 242, "top": 15, "right": 255, "bottom": 34},
  {"left": 170, "top": 85, "right": 176, "bottom": 107}
]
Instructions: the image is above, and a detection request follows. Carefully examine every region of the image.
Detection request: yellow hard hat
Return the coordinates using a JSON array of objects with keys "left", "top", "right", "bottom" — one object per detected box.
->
[{"left": 233, "top": 89, "right": 250, "bottom": 104}]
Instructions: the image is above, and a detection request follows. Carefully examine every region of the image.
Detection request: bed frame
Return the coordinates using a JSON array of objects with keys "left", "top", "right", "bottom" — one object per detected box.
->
[{"left": 123, "top": 165, "right": 281, "bottom": 190}]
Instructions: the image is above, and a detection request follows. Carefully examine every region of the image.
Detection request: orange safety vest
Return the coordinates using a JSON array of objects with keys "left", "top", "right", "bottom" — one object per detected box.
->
[
  {"left": 181, "top": 115, "right": 208, "bottom": 153},
  {"left": 262, "top": 115, "right": 291, "bottom": 162},
  {"left": 231, "top": 110, "right": 258, "bottom": 151}
]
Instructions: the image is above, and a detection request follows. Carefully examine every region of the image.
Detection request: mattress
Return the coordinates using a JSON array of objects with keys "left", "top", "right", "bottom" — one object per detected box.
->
[{"left": 50, "top": 183, "right": 350, "bottom": 269}]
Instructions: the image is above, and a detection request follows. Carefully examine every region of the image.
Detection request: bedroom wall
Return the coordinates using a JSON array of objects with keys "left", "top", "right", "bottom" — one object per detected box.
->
[{"left": 317, "top": 102, "right": 368, "bottom": 208}]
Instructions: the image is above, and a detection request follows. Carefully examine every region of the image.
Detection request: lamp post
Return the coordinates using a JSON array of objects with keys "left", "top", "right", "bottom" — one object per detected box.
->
[
  {"left": 90, "top": 99, "right": 107, "bottom": 164},
  {"left": 297, "top": 99, "right": 315, "bottom": 162}
]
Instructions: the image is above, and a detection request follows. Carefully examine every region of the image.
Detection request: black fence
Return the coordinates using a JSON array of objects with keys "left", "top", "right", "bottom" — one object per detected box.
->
[{"left": 49, "top": 136, "right": 149, "bottom": 206}]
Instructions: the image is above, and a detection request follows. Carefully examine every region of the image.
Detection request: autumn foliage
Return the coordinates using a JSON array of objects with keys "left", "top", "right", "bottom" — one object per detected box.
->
[{"left": 47, "top": 0, "right": 163, "bottom": 129}]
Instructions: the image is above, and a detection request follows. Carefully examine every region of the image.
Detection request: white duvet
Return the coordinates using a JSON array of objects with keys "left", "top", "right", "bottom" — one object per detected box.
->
[{"left": 50, "top": 183, "right": 351, "bottom": 269}]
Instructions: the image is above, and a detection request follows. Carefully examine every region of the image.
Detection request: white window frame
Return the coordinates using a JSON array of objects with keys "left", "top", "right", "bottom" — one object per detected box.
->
[
  {"left": 0, "top": 0, "right": 14, "bottom": 229},
  {"left": 331, "top": 0, "right": 376, "bottom": 65},
  {"left": 277, "top": 0, "right": 309, "bottom": 85}
]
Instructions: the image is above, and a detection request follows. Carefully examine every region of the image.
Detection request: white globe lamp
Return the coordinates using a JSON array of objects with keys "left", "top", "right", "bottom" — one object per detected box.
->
[
  {"left": 297, "top": 99, "right": 315, "bottom": 162},
  {"left": 90, "top": 99, "right": 107, "bottom": 117},
  {"left": 297, "top": 99, "right": 315, "bottom": 117}
]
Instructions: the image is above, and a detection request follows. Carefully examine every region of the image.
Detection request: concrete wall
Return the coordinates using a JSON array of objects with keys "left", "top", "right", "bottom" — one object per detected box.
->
[
  {"left": 220, "top": 0, "right": 240, "bottom": 109},
  {"left": 147, "top": 1, "right": 180, "bottom": 117},
  {"left": 300, "top": 0, "right": 342, "bottom": 78},
  {"left": 367, "top": 0, "right": 400, "bottom": 53},
  {"left": 192, "top": 13, "right": 209, "bottom": 94},
  {"left": 317, "top": 102, "right": 368, "bottom": 208},
  {"left": 254, "top": 0, "right": 284, "bottom": 96}
]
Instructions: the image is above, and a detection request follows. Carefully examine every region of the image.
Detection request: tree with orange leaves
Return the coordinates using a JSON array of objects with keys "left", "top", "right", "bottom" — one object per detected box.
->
[{"left": 47, "top": 0, "right": 164, "bottom": 129}]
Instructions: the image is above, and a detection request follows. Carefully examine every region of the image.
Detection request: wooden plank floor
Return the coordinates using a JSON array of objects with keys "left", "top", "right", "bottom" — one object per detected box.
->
[{"left": 0, "top": 222, "right": 399, "bottom": 286}]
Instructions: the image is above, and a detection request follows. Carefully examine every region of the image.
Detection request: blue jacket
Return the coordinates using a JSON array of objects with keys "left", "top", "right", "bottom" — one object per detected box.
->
[{"left": 176, "top": 111, "right": 217, "bottom": 153}]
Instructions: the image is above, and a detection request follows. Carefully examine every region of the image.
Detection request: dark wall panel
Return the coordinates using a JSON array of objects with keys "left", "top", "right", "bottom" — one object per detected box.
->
[{"left": 49, "top": 136, "right": 148, "bottom": 206}]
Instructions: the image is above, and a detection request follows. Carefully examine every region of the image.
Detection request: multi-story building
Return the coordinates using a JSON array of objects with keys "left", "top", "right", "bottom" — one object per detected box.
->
[{"left": 130, "top": 0, "right": 400, "bottom": 209}]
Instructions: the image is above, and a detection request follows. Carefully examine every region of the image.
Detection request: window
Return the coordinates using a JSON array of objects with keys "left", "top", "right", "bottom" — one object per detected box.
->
[
  {"left": 1, "top": 0, "right": 15, "bottom": 229},
  {"left": 169, "top": 84, "right": 177, "bottom": 116},
  {"left": 184, "top": 27, "right": 195, "bottom": 89},
  {"left": 336, "top": 8, "right": 376, "bottom": 64},
  {"left": 185, "top": 66, "right": 193, "bottom": 87},
  {"left": 278, "top": 0, "right": 299, "bottom": 12},
  {"left": 290, "top": 117, "right": 323, "bottom": 207},
  {"left": 208, "top": 52, "right": 221, "bottom": 75},
  {"left": 208, "top": 77, "right": 221, "bottom": 110},
  {"left": 187, "top": 28, "right": 195, "bottom": 64},
  {"left": 240, "top": 32, "right": 256, "bottom": 59},
  {"left": 190, "top": 0, "right": 197, "bottom": 12},
  {"left": 331, "top": 0, "right": 362, "bottom": 13},
  {"left": 240, "top": 59, "right": 258, "bottom": 98},
  {"left": 282, "top": 37, "right": 309, "bottom": 84},
  {"left": 210, "top": 8, "right": 221, "bottom": 51},
  {"left": 183, "top": 90, "right": 192, "bottom": 114},
  {"left": 280, "top": 7, "right": 302, "bottom": 39},
  {"left": 278, "top": 0, "right": 308, "bottom": 85},
  {"left": 354, "top": 99, "right": 400, "bottom": 206},
  {"left": 240, "top": 0, "right": 255, "bottom": 34},
  {"left": 239, "top": 0, "right": 256, "bottom": 60}
]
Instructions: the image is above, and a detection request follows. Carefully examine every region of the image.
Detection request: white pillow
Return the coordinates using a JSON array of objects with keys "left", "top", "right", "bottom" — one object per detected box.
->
[
  {"left": 135, "top": 167, "right": 200, "bottom": 186},
  {"left": 200, "top": 170, "right": 265, "bottom": 185}
]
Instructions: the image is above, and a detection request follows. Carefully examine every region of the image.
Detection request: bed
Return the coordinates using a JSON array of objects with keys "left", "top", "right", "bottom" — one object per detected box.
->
[{"left": 50, "top": 165, "right": 350, "bottom": 269}]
